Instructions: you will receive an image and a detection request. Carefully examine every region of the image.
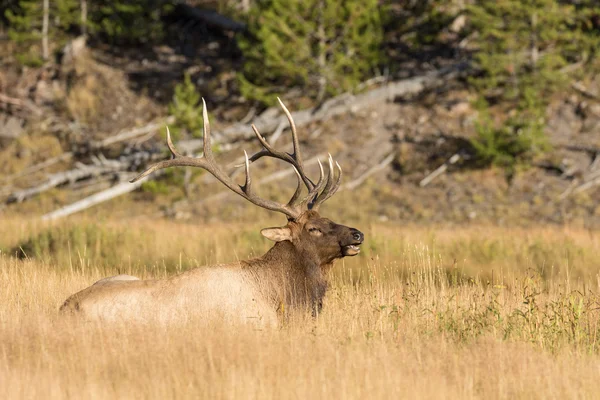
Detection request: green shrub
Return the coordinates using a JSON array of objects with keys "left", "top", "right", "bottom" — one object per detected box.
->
[
  {"left": 140, "top": 168, "right": 186, "bottom": 197},
  {"left": 470, "top": 99, "right": 549, "bottom": 176},
  {"left": 168, "top": 73, "right": 204, "bottom": 140}
]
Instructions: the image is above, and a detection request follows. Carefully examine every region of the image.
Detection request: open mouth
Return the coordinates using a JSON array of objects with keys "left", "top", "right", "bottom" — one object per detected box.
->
[{"left": 342, "top": 244, "right": 361, "bottom": 256}]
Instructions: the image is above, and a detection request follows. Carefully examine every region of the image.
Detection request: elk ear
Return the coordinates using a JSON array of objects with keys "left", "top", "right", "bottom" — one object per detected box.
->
[{"left": 261, "top": 227, "right": 293, "bottom": 242}]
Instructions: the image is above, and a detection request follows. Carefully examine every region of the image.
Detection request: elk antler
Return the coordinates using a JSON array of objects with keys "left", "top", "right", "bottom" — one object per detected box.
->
[
  {"left": 248, "top": 98, "right": 314, "bottom": 190},
  {"left": 246, "top": 98, "right": 342, "bottom": 210},
  {"left": 130, "top": 98, "right": 342, "bottom": 219},
  {"left": 311, "top": 154, "right": 342, "bottom": 210}
]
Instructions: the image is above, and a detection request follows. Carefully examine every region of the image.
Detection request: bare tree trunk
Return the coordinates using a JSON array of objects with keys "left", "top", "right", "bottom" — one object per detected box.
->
[
  {"left": 240, "top": 0, "right": 250, "bottom": 13},
  {"left": 316, "top": 0, "right": 327, "bottom": 102},
  {"left": 42, "top": 0, "right": 50, "bottom": 60},
  {"left": 80, "top": 0, "right": 87, "bottom": 36},
  {"left": 530, "top": 12, "right": 539, "bottom": 67}
]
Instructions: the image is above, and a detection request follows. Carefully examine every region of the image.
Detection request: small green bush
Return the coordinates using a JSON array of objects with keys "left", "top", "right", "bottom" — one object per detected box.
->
[
  {"left": 140, "top": 168, "right": 186, "bottom": 196},
  {"left": 168, "top": 73, "right": 204, "bottom": 140},
  {"left": 470, "top": 100, "right": 549, "bottom": 176}
]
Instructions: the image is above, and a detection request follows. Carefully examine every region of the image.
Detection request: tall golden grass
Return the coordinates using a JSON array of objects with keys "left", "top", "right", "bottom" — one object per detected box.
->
[{"left": 1, "top": 217, "right": 600, "bottom": 399}]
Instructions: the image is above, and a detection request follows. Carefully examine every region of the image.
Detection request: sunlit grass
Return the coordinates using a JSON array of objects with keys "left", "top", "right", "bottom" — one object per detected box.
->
[{"left": 1, "top": 217, "right": 600, "bottom": 398}]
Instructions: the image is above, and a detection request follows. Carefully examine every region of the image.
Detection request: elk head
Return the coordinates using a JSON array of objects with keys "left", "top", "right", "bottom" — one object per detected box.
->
[
  {"left": 261, "top": 211, "right": 364, "bottom": 266},
  {"left": 131, "top": 98, "right": 364, "bottom": 262}
]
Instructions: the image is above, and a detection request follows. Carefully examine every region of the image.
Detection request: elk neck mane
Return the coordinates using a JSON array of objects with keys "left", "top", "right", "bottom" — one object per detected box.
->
[{"left": 242, "top": 236, "right": 332, "bottom": 313}]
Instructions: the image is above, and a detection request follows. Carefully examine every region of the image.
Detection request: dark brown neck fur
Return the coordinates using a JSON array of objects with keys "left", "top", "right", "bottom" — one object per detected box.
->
[{"left": 242, "top": 241, "right": 331, "bottom": 315}]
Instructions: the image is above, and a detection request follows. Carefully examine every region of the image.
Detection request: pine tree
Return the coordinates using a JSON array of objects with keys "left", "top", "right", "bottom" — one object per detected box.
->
[
  {"left": 468, "top": 0, "right": 586, "bottom": 104},
  {"left": 238, "top": 0, "right": 386, "bottom": 105},
  {"left": 88, "top": 1, "right": 171, "bottom": 45},
  {"left": 5, "top": 0, "right": 78, "bottom": 66},
  {"left": 467, "top": 0, "right": 599, "bottom": 173}
]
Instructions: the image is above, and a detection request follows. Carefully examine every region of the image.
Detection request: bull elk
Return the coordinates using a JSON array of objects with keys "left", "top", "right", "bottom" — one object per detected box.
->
[{"left": 60, "top": 99, "right": 364, "bottom": 327}]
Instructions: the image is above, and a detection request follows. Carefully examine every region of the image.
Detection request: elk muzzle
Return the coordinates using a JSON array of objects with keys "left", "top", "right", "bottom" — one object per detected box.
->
[{"left": 341, "top": 228, "right": 364, "bottom": 256}]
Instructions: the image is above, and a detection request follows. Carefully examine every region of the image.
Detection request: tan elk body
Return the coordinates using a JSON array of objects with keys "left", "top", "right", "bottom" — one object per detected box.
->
[{"left": 60, "top": 99, "right": 364, "bottom": 327}]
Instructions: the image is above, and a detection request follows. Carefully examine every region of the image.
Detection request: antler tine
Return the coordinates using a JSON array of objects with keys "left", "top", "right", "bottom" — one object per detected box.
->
[
  {"left": 242, "top": 150, "right": 252, "bottom": 194},
  {"left": 311, "top": 156, "right": 343, "bottom": 210},
  {"left": 249, "top": 124, "right": 315, "bottom": 191},
  {"left": 131, "top": 98, "right": 300, "bottom": 219},
  {"left": 314, "top": 155, "right": 335, "bottom": 201},
  {"left": 130, "top": 127, "right": 204, "bottom": 183},
  {"left": 300, "top": 159, "right": 326, "bottom": 208},
  {"left": 202, "top": 98, "right": 213, "bottom": 161},
  {"left": 243, "top": 99, "right": 315, "bottom": 192},
  {"left": 287, "top": 167, "right": 304, "bottom": 207},
  {"left": 165, "top": 127, "right": 181, "bottom": 157},
  {"left": 277, "top": 97, "right": 304, "bottom": 171},
  {"left": 327, "top": 161, "right": 343, "bottom": 198},
  {"left": 250, "top": 125, "right": 271, "bottom": 155}
]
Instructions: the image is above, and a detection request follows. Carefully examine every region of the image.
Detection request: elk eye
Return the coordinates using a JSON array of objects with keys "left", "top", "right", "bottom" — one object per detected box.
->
[{"left": 308, "top": 227, "right": 322, "bottom": 235}]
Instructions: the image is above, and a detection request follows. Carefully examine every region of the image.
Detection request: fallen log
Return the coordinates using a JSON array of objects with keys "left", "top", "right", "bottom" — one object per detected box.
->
[
  {"left": 215, "top": 61, "right": 470, "bottom": 143},
  {"left": 7, "top": 163, "right": 121, "bottom": 203},
  {"left": 91, "top": 116, "right": 175, "bottom": 149},
  {"left": 559, "top": 154, "right": 600, "bottom": 200},
  {"left": 342, "top": 153, "right": 395, "bottom": 191},
  {"left": 6, "top": 152, "right": 159, "bottom": 203},
  {"left": 572, "top": 82, "right": 599, "bottom": 100},
  {"left": 1, "top": 116, "right": 175, "bottom": 199},
  {"left": 420, "top": 153, "right": 461, "bottom": 187},
  {"left": 1, "top": 152, "right": 73, "bottom": 182},
  {"left": 41, "top": 174, "right": 148, "bottom": 220},
  {"left": 0, "top": 93, "right": 42, "bottom": 115},
  {"left": 41, "top": 155, "right": 326, "bottom": 220}
]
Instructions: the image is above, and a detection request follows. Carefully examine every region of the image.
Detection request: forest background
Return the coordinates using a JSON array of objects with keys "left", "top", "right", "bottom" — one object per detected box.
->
[{"left": 1, "top": 0, "right": 599, "bottom": 226}]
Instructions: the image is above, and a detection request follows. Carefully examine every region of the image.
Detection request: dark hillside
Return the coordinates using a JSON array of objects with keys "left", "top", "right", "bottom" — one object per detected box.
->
[{"left": 1, "top": 0, "right": 599, "bottom": 227}]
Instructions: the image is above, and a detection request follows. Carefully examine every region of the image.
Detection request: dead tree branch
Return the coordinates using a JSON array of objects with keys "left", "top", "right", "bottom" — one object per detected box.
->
[
  {"left": 0, "top": 93, "right": 42, "bottom": 115},
  {"left": 342, "top": 153, "right": 395, "bottom": 191},
  {"left": 420, "top": 153, "right": 461, "bottom": 187},
  {"left": 572, "top": 82, "right": 599, "bottom": 100},
  {"left": 1, "top": 152, "right": 73, "bottom": 183},
  {"left": 91, "top": 116, "right": 175, "bottom": 149},
  {"left": 559, "top": 154, "right": 600, "bottom": 200},
  {"left": 7, "top": 161, "right": 122, "bottom": 203},
  {"left": 41, "top": 174, "right": 149, "bottom": 220},
  {"left": 6, "top": 152, "right": 159, "bottom": 203},
  {"left": 2, "top": 117, "right": 172, "bottom": 189}
]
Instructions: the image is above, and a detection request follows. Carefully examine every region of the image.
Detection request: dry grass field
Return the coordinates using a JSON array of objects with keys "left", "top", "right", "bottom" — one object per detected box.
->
[{"left": 2, "top": 217, "right": 600, "bottom": 399}]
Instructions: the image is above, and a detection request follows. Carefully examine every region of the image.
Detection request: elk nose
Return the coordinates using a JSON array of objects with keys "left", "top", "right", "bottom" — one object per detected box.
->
[{"left": 351, "top": 229, "right": 364, "bottom": 243}]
